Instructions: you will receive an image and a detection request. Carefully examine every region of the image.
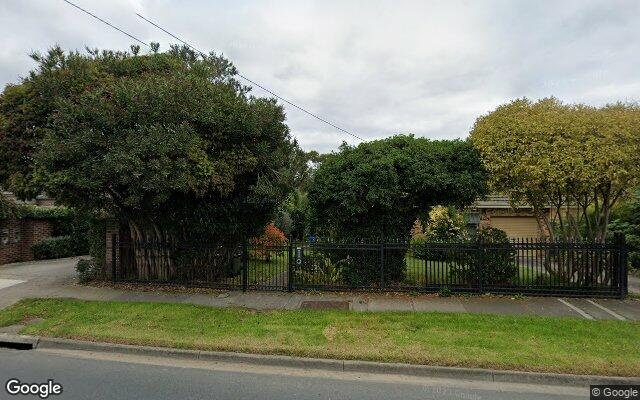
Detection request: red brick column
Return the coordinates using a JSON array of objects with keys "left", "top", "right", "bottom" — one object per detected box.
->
[{"left": 0, "top": 219, "right": 22, "bottom": 265}]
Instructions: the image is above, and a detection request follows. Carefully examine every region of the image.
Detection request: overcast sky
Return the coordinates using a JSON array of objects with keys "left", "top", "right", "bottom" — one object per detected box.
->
[{"left": 1, "top": 0, "right": 639, "bottom": 152}]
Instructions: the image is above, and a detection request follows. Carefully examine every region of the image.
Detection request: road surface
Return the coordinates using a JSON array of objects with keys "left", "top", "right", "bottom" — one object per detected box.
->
[{"left": 0, "top": 348, "right": 586, "bottom": 400}]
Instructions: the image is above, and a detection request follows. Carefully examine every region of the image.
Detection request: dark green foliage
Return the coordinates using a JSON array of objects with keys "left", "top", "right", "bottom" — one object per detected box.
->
[
  {"left": 276, "top": 189, "right": 309, "bottom": 240},
  {"left": 449, "top": 227, "right": 518, "bottom": 286},
  {"left": 75, "top": 259, "right": 99, "bottom": 283},
  {"left": 31, "top": 235, "right": 88, "bottom": 260},
  {"left": 0, "top": 45, "right": 245, "bottom": 199},
  {"left": 0, "top": 195, "right": 17, "bottom": 219},
  {"left": 309, "top": 136, "right": 488, "bottom": 239},
  {"left": 0, "top": 204, "right": 74, "bottom": 221},
  {"left": 20, "top": 45, "right": 295, "bottom": 246},
  {"left": 410, "top": 234, "right": 430, "bottom": 260},
  {"left": 609, "top": 189, "right": 640, "bottom": 270},
  {"left": 308, "top": 135, "right": 488, "bottom": 284},
  {"left": 410, "top": 234, "right": 455, "bottom": 262},
  {"left": 86, "top": 217, "right": 108, "bottom": 275}
]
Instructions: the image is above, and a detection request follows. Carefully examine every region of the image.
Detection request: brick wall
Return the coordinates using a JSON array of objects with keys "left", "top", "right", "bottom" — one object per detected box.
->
[{"left": 0, "top": 218, "right": 54, "bottom": 265}]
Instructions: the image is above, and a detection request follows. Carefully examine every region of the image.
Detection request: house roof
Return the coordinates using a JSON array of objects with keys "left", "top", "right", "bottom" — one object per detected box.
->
[{"left": 471, "top": 194, "right": 534, "bottom": 210}]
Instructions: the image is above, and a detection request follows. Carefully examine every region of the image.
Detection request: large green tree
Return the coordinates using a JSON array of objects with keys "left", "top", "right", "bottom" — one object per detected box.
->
[
  {"left": 1, "top": 45, "right": 296, "bottom": 279},
  {"left": 307, "top": 135, "right": 488, "bottom": 284},
  {"left": 470, "top": 98, "right": 640, "bottom": 243},
  {"left": 309, "top": 135, "right": 487, "bottom": 239},
  {"left": 0, "top": 45, "right": 245, "bottom": 200}
]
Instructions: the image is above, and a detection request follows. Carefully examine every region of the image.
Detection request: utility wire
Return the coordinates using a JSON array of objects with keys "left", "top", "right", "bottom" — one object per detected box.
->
[
  {"left": 135, "top": 13, "right": 364, "bottom": 142},
  {"left": 60, "top": 0, "right": 364, "bottom": 142},
  {"left": 61, "top": 0, "right": 149, "bottom": 46}
]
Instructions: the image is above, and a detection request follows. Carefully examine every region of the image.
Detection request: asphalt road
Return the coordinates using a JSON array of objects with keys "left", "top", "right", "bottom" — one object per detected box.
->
[{"left": 0, "top": 348, "right": 587, "bottom": 400}]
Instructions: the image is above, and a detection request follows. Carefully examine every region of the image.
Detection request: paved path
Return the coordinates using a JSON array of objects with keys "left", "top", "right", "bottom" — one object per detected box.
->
[
  {"left": 1, "top": 257, "right": 639, "bottom": 321},
  {"left": 0, "top": 348, "right": 585, "bottom": 400}
]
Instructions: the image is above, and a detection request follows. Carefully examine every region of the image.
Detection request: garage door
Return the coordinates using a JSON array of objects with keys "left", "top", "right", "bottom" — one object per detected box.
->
[{"left": 490, "top": 217, "right": 540, "bottom": 239}]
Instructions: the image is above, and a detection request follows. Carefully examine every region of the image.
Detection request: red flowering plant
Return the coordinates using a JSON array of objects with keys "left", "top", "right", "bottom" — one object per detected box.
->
[{"left": 250, "top": 223, "right": 288, "bottom": 261}]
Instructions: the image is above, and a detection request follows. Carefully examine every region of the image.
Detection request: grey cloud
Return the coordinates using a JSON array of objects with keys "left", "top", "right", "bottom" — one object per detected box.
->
[{"left": 1, "top": 0, "right": 638, "bottom": 153}]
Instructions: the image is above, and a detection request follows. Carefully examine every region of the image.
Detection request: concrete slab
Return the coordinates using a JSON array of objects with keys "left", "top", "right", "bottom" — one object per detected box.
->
[
  {"left": 367, "top": 298, "right": 413, "bottom": 312},
  {"left": 229, "top": 293, "right": 292, "bottom": 310},
  {"left": 411, "top": 297, "right": 465, "bottom": 313},
  {"left": 300, "top": 300, "right": 350, "bottom": 310},
  {"left": 596, "top": 299, "right": 640, "bottom": 321},
  {"left": 282, "top": 294, "right": 314, "bottom": 310},
  {"left": 350, "top": 296, "right": 368, "bottom": 312},
  {"left": 521, "top": 297, "right": 579, "bottom": 318},
  {"left": 460, "top": 297, "right": 531, "bottom": 316},
  {"left": 184, "top": 294, "right": 233, "bottom": 308},
  {"left": 0, "top": 278, "right": 24, "bottom": 290},
  {"left": 566, "top": 299, "right": 613, "bottom": 320}
]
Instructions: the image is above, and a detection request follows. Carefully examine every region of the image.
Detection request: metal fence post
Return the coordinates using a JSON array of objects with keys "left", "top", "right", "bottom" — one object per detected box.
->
[
  {"left": 475, "top": 238, "right": 483, "bottom": 294},
  {"left": 380, "top": 239, "right": 385, "bottom": 290},
  {"left": 616, "top": 233, "right": 628, "bottom": 299},
  {"left": 288, "top": 240, "right": 294, "bottom": 292},
  {"left": 242, "top": 240, "right": 248, "bottom": 292},
  {"left": 111, "top": 233, "right": 117, "bottom": 283}
]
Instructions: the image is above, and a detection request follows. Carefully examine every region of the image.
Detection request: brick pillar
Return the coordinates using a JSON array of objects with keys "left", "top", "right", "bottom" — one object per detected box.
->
[
  {"left": 104, "top": 221, "right": 119, "bottom": 280},
  {"left": 0, "top": 219, "right": 22, "bottom": 265}
]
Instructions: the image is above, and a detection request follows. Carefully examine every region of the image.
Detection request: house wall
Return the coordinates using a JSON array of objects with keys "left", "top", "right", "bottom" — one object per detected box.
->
[
  {"left": 476, "top": 208, "right": 548, "bottom": 239},
  {"left": 0, "top": 218, "right": 54, "bottom": 265}
]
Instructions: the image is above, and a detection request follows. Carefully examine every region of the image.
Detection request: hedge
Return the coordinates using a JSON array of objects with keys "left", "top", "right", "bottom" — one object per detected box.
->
[{"left": 31, "top": 236, "right": 89, "bottom": 260}]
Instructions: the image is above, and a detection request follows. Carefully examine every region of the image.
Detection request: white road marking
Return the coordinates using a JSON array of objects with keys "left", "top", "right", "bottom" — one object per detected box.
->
[
  {"left": 0, "top": 278, "right": 24, "bottom": 290},
  {"left": 557, "top": 299, "right": 594, "bottom": 320},
  {"left": 586, "top": 299, "right": 626, "bottom": 321}
]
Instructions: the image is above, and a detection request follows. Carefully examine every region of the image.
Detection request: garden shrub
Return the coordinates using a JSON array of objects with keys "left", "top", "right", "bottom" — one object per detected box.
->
[
  {"left": 250, "top": 223, "right": 288, "bottom": 261},
  {"left": 410, "top": 233, "right": 430, "bottom": 260},
  {"left": 87, "top": 217, "right": 107, "bottom": 276},
  {"left": 296, "top": 251, "right": 345, "bottom": 285},
  {"left": 424, "top": 206, "right": 467, "bottom": 242},
  {"left": 75, "top": 258, "right": 99, "bottom": 283},
  {"left": 449, "top": 226, "right": 518, "bottom": 286},
  {"left": 31, "top": 235, "right": 88, "bottom": 260},
  {"left": 307, "top": 136, "right": 488, "bottom": 286},
  {"left": 411, "top": 206, "right": 467, "bottom": 262}
]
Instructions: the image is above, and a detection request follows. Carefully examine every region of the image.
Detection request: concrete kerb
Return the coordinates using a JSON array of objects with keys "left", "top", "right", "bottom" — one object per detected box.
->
[{"left": 0, "top": 334, "right": 634, "bottom": 386}]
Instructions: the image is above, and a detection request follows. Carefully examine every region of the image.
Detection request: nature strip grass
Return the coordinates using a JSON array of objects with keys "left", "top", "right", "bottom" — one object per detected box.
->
[{"left": 1, "top": 298, "right": 638, "bottom": 377}]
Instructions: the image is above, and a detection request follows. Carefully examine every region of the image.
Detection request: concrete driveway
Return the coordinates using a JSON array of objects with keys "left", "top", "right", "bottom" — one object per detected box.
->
[
  {"left": 0, "top": 257, "right": 79, "bottom": 309},
  {"left": 1, "top": 257, "right": 639, "bottom": 321}
]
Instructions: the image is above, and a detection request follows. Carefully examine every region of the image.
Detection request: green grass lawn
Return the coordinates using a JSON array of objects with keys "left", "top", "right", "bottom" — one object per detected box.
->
[
  {"left": 217, "top": 255, "right": 288, "bottom": 286},
  {"left": 2, "top": 298, "right": 638, "bottom": 376},
  {"left": 247, "top": 256, "right": 288, "bottom": 285}
]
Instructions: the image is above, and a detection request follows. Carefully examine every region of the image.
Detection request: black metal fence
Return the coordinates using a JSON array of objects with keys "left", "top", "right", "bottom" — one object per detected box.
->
[{"left": 112, "top": 234, "right": 628, "bottom": 298}]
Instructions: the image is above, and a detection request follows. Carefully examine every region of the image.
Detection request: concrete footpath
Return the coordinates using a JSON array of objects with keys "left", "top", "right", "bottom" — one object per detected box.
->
[{"left": 0, "top": 257, "right": 639, "bottom": 321}]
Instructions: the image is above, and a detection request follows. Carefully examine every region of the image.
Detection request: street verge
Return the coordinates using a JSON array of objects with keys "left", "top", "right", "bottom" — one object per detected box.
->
[{"left": 0, "top": 333, "right": 637, "bottom": 387}]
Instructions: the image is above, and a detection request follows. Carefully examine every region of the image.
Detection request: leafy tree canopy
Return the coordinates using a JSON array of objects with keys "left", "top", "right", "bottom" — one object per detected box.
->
[
  {"left": 2, "top": 44, "right": 296, "bottom": 244},
  {"left": 0, "top": 44, "right": 244, "bottom": 200},
  {"left": 470, "top": 97, "right": 640, "bottom": 242},
  {"left": 307, "top": 135, "right": 488, "bottom": 240}
]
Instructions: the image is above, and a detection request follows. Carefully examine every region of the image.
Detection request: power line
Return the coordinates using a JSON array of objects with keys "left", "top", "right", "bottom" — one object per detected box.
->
[
  {"left": 60, "top": 0, "right": 364, "bottom": 142},
  {"left": 135, "top": 13, "right": 364, "bottom": 142},
  {"left": 61, "top": 0, "right": 148, "bottom": 46}
]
